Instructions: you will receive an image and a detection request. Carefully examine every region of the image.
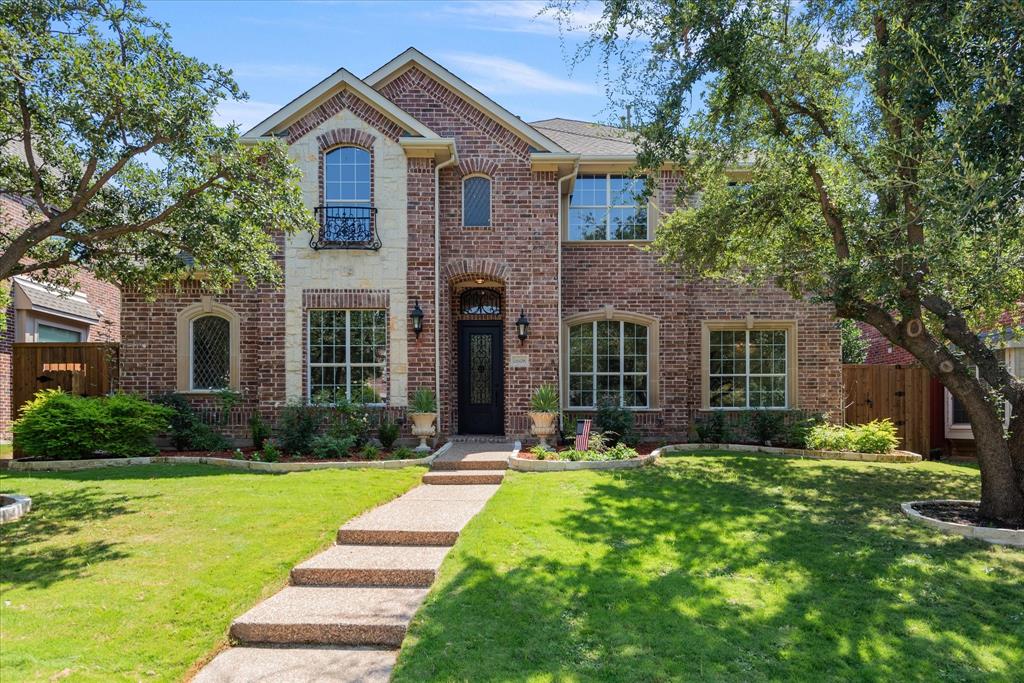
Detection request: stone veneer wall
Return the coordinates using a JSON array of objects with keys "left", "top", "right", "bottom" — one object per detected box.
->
[
  {"left": 283, "top": 107, "right": 410, "bottom": 406},
  {"left": 381, "top": 67, "right": 560, "bottom": 438}
]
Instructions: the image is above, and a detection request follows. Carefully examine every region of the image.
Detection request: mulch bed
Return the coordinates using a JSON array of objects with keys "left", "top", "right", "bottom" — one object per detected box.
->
[{"left": 911, "top": 501, "right": 1023, "bottom": 530}]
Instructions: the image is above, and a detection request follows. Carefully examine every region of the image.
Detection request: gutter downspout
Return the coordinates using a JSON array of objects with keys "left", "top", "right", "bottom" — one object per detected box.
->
[
  {"left": 434, "top": 148, "right": 458, "bottom": 435},
  {"left": 556, "top": 160, "right": 580, "bottom": 416}
]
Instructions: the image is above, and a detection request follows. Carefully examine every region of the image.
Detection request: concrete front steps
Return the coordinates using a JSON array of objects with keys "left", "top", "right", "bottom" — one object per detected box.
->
[{"left": 194, "top": 442, "right": 513, "bottom": 682}]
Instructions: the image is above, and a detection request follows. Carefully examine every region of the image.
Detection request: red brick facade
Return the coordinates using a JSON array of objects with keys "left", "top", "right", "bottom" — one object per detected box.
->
[{"left": 115, "top": 55, "right": 843, "bottom": 446}]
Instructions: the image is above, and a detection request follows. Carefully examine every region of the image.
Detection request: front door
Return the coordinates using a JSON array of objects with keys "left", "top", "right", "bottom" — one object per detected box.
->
[{"left": 457, "top": 321, "right": 504, "bottom": 434}]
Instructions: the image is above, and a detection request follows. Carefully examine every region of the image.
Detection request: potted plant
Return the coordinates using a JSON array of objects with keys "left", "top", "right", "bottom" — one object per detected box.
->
[
  {"left": 409, "top": 388, "right": 438, "bottom": 452},
  {"left": 528, "top": 384, "right": 559, "bottom": 448}
]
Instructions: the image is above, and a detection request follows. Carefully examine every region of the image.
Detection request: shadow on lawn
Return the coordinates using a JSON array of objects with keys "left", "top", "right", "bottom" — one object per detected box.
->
[
  {"left": 395, "top": 456, "right": 1024, "bottom": 682},
  {"left": 0, "top": 485, "right": 152, "bottom": 588}
]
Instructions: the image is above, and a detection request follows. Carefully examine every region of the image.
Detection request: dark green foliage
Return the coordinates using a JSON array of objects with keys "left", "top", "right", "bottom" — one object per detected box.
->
[
  {"left": 248, "top": 413, "right": 271, "bottom": 449},
  {"left": 360, "top": 443, "right": 381, "bottom": 460},
  {"left": 13, "top": 389, "right": 172, "bottom": 459},
  {"left": 151, "top": 393, "right": 229, "bottom": 452},
  {"left": 390, "top": 446, "right": 416, "bottom": 460},
  {"left": 839, "top": 319, "right": 869, "bottom": 364},
  {"left": 594, "top": 400, "right": 636, "bottom": 446},
  {"left": 309, "top": 435, "right": 355, "bottom": 460},
  {"left": 745, "top": 410, "right": 786, "bottom": 446},
  {"left": 276, "top": 403, "right": 323, "bottom": 455},
  {"left": 258, "top": 441, "right": 281, "bottom": 462},
  {"left": 324, "top": 400, "right": 371, "bottom": 447},
  {"left": 694, "top": 411, "right": 729, "bottom": 443},
  {"left": 378, "top": 418, "right": 400, "bottom": 450}
]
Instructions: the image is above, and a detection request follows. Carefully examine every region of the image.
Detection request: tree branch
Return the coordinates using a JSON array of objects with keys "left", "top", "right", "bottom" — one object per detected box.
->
[{"left": 17, "top": 83, "right": 54, "bottom": 218}]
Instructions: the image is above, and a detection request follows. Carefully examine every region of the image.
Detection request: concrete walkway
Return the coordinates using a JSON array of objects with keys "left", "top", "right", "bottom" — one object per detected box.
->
[{"left": 194, "top": 441, "right": 514, "bottom": 683}]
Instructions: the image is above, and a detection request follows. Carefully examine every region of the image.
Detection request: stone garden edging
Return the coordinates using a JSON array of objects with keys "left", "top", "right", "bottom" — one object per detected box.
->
[
  {"left": 0, "top": 494, "right": 32, "bottom": 524},
  {"left": 6, "top": 442, "right": 451, "bottom": 474},
  {"left": 901, "top": 500, "right": 1024, "bottom": 548},
  {"left": 662, "top": 442, "right": 923, "bottom": 463}
]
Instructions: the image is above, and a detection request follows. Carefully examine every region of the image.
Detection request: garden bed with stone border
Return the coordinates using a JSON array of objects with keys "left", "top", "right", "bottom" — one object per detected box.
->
[
  {"left": 7, "top": 443, "right": 450, "bottom": 473},
  {"left": 663, "top": 442, "right": 922, "bottom": 463},
  {"left": 510, "top": 448, "right": 658, "bottom": 472},
  {"left": 0, "top": 494, "right": 32, "bottom": 523},
  {"left": 901, "top": 500, "right": 1024, "bottom": 547}
]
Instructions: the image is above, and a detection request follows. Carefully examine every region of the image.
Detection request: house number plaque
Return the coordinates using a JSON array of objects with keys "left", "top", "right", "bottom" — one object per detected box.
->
[{"left": 509, "top": 354, "right": 530, "bottom": 369}]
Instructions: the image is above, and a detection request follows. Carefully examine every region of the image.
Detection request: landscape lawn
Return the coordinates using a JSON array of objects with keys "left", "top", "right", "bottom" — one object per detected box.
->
[
  {"left": 0, "top": 464, "right": 423, "bottom": 682},
  {"left": 394, "top": 453, "right": 1024, "bottom": 682}
]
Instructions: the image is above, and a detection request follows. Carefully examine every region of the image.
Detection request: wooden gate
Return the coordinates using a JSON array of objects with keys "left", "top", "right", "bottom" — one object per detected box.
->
[
  {"left": 842, "top": 364, "right": 931, "bottom": 456},
  {"left": 12, "top": 343, "right": 120, "bottom": 419}
]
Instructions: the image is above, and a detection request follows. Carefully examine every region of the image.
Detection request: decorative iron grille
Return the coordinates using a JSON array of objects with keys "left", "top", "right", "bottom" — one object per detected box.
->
[
  {"left": 312, "top": 205, "right": 380, "bottom": 250},
  {"left": 460, "top": 288, "right": 501, "bottom": 315}
]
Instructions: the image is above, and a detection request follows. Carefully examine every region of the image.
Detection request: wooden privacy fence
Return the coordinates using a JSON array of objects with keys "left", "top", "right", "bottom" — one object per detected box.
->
[
  {"left": 12, "top": 343, "right": 120, "bottom": 419},
  {"left": 842, "top": 364, "right": 931, "bottom": 456}
]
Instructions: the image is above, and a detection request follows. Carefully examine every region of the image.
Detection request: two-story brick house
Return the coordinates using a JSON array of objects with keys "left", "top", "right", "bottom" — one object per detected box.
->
[{"left": 118, "top": 48, "right": 843, "bottom": 442}]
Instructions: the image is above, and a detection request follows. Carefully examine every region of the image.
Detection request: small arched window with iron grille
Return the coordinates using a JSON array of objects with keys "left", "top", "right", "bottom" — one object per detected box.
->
[{"left": 460, "top": 288, "right": 501, "bottom": 315}]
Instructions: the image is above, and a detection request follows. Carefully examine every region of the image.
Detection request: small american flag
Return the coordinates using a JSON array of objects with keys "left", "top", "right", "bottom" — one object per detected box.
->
[{"left": 575, "top": 419, "right": 592, "bottom": 450}]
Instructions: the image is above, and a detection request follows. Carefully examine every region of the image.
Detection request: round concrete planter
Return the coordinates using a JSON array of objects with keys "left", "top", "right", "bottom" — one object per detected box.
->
[
  {"left": 528, "top": 412, "right": 557, "bottom": 448},
  {"left": 661, "top": 443, "right": 923, "bottom": 463},
  {"left": 510, "top": 449, "right": 658, "bottom": 472},
  {"left": 7, "top": 442, "right": 451, "bottom": 474},
  {"left": 901, "top": 500, "right": 1024, "bottom": 547},
  {"left": 0, "top": 494, "right": 32, "bottom": 524}
]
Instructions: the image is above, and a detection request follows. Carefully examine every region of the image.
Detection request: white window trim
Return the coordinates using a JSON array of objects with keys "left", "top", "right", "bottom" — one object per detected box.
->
[
  {"left": 567, "top": 173, "right": 650, "bottom": 242},
  {"left": 461, "top": 174, "right": 492, "bottom": 228},
  {"left": 189, "top": 315, "right": 232, "bottom": 393},
  {"left": 944, "top": 345, "right": 1020, "bottom": 440},
  {"left": 323, "top": 145, "right": 371, "bottom": 206},
  {"left": 34, "top": 319, "right": 86, "bottom": 342},
  {"left": 307, "top": 309, "right": 388, "bottom": 407},
  {"left": 567, "top": 319, "right": 652, "bottom": 410}
]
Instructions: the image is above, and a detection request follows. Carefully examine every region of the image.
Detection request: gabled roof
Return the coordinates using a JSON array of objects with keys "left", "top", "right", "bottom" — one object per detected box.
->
[
  {"left": 531, "top": 118, "right": 638, "bottom": 155},
  {"left": 243, "top": 67, "right": 438, "bottom": 140},
  {"left": 364, "top": 48, "right": 566, "bottom": 154},
  {"left": 12, "top": 276, "right": 100, "bottom": 324}
]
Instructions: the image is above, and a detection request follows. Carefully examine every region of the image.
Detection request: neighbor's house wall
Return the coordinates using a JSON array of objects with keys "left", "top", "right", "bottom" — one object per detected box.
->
[
  {"left": 380, "top": 66, "right": 561, "bottom": 438},
  {"left": 283, "top": 106, "right": 410, "bottom": 406},
  {"left": 1, "top": 194, "right": 121, "bottom": 442}
]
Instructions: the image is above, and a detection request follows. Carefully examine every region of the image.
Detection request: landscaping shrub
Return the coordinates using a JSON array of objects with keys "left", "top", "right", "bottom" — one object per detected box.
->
[
  {"left": 257, "top": 441, "right": 281, "bottom": 462},
  {"left": 249, "top": 413, "right": 271, "bottom": 449},
  {"left": 560, "top": 444, "right": 639, "bottom": 462},
  {"left": 390, "top": 446, "right": 416, "bottom": 460},
  {"left": 784, "top": 411, "right": 828, "bottom": 447},
  {"left": 529, "top": 385, "right": 559, "bottom": 413},
  {"left": 324, "top": 399, "right": 371, "bottom": 447},
  {"left": 277, "top": 403, "right": 323, "bottom": 454},
  {"left": 13, "top": 389, "right": 171, "bottom": 459},
  {"left": 594, "top": 400, "right": 636, "bottom": 445},
  {"left": 805, "top": 419, "right": 898, "bottom": 454},
  {"left": 360, "top": 443, "right": 381, "bottom": 460},
  {"left": 377, "top": 417, "right": 400, "bottom": 450},
  {"left": 744, "top": 410, "right": 786, "bottom": 445},
  {"left": 151, "top": 393, "right": 229, "bottom": 451},
  {"left": 310, "top": 434, "right": 355, "bottom": 460},
  {"left": 694, "top": 411, "right": 729, "bottom": 443}
]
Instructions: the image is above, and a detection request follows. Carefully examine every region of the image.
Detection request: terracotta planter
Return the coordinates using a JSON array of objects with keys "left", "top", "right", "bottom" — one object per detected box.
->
[
  {"left": 410, "top": 412, "right": 437, "bottom": 451},
  {"left": 529, "top": 411, "right": 557, "bottom": 448}
]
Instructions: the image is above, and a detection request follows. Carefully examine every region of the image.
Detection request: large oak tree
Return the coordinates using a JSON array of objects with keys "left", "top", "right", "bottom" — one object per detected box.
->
[
  {"left": 555, "top": 0, "right": 1024, "bottom": 524},
  {"left": 1, "top": 0, "right": 314, "bottom": 321}
]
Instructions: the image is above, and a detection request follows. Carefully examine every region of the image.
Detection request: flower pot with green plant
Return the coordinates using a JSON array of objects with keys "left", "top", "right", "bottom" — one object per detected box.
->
[
  {"left": 528, "top": 384, "right": 559, "bottom": 448},
  {"left": 409, "top": 388, "right": 438, "bottom": 451}
]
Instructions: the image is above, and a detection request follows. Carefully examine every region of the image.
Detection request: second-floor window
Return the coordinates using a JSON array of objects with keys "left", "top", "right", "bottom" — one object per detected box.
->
[
  {"left": 324, "top": 146, "right": 370, "bottom": 206},
  {"left": 569, "top": 174, "right": 648, "bottom": 241},
  {"left": 463, "top": 176, "right": 491, "bottom": 227}
]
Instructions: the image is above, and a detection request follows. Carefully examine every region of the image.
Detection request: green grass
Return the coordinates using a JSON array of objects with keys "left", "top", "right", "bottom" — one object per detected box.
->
[
  {"left": 394, "top": 453, "right": 1024, "bottom": 682},
  {"left": 0, "top": 464, "right": 423, "bottom": 682}
]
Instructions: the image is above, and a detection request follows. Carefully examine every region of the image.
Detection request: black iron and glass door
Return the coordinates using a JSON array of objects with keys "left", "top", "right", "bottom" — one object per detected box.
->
[{"left": 457, "top": 321, "right": 504, "bottom": 434}]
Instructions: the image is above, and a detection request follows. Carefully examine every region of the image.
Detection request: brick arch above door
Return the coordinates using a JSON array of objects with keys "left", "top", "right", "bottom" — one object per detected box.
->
[{"left": 443, "top": 258, "right": 510, "bottom": 284}]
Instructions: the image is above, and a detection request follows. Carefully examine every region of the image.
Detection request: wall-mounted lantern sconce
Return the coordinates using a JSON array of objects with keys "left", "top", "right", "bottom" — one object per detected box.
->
[
  {"left": 410, "top": 299, "right": 424, "bottom": 338},
  {"left": 516, "top": 308, "right": 530, "bottom": 343}
]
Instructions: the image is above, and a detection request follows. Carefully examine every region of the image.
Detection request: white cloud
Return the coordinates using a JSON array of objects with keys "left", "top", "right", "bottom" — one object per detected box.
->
[
  {"left": 440, "top": 52, "right": 599, "bottom": 96},
  {"left": 438, "top": 1, "right": 603, "bottom": 36},
  {"left": 214, "top": 100, "right": 283, "bottom": 132}
]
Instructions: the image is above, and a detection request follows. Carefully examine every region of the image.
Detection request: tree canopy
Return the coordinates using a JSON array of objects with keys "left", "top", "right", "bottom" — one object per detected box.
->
[
  {"left": 556, "top": 0, "right": 1024, "bottom": 523},
  {"left": 0, "top": 0, "right": 314, "bottom": 322}
]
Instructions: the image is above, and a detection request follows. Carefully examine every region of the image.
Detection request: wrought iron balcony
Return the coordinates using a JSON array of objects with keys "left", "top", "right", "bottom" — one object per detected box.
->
[{"left": 311, "top": 205, "right": 380, "bottom": 250}]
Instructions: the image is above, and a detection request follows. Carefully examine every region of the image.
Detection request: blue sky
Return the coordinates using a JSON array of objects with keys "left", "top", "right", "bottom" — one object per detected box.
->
[{"left": 145, "top": 0, "right": 614, "bottom": 132}]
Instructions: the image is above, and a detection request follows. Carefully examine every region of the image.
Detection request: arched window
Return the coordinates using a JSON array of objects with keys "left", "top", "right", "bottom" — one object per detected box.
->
[
  {"left": 324, "top": 146, "right": 371, "bottom": 206},
  {"left": 462, "top": 176, "right": 491, "bottom": 227},
  {"left": 568, "top": 318, "right": 651, "bottom": 408},
  {"left": 190, "top": 315, "right": 231, "bottom": 391},
  {"left": 460, "top": 289, "right": 501, "bottom": 315}
]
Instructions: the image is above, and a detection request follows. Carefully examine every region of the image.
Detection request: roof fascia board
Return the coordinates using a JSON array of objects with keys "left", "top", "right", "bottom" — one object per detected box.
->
[
  {"left": 365, "top": 48, "right": 567, "bottom": 153},
  {"left": 400, "top": 138, "right": 457, "bottom": 163},
  {"left": 244, "top": 67, "right": 438, "bottom": 139}
]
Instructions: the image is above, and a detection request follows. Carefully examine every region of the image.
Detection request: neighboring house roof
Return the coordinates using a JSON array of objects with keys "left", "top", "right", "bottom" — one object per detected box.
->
[
  {"left": 364, "top": 48, "right": 567, "bottom": 154},
  {"left": 530, "top": 118, "right": 638, "bottom": 156},
  {"left": 12, "top": 276, "right": 100, "bottom": 324},
  {"left": 243, "top": 67, "right": 438, "bottom": 140}
]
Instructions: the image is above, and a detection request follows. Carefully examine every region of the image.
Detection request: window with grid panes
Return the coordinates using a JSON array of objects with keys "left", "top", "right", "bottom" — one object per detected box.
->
[
  {"left": 568, "top": 320, "right": 649, "bottom": 408},
  {"left": 708, "top": 329, "right": 788, "bottom": 408},
  {"left": 568, "top": 174, "right": 648, "bottom": 240},
  {"left": 308, "top": 309, "right": 387, "bottom": 404}
]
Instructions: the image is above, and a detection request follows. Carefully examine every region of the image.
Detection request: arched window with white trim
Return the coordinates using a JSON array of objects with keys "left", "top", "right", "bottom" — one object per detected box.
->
[
  {"left": 324, "top": 146, "right": 371, "bottom": 207},
  {"left": 462, "top": 175, "right": 491, "bottom": 227}
]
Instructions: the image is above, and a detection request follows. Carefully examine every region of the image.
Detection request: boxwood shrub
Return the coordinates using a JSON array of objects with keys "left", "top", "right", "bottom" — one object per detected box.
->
[{"left": 13, "top": 389, "right": 173, "bottom": 459}]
